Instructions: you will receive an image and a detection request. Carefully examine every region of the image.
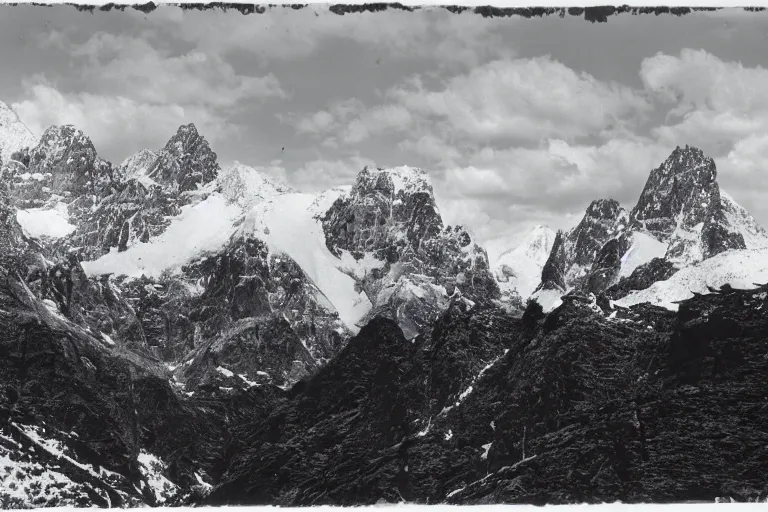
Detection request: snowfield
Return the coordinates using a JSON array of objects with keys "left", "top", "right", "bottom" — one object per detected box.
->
[
  {"left": 82, "top": 193, "right": 242, "bottom": 278},
  {"left": 720, "top": 190, "right": 768, "bottom": 250},
  {"left": 615, "top": 248, "right": 768, "bottom": 310},
  {"left": 0, "top": 101, "right": 38, "bottom": 162},
  {"left": 242, "top": 191, "right": 372, "bottom": 333}
]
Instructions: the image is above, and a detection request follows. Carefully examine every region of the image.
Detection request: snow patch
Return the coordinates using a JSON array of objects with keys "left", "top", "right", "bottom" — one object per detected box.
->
[
  {"left": 137, "top": 451, "right": 179, "bottom": 505},
  {"left": 100, "top": 332, "right": 115, "bottom": 346},
  {"left": 216, "top": 366, "right": 234, "bottom": 378},
  {"left": 530, "top": 287, "right": 564, "bottom": 313},
  {"left": 481, "top": 442, "right": 492, "bottom": 460},
  {"left": 16, "top": 203, "right": 75, "bottom": 239},
  {"left": 618, "top": 231, "right": 667, "bottom": 279},
  {"left": 238, "top": 373, "right": 260, "bottom": 388}
]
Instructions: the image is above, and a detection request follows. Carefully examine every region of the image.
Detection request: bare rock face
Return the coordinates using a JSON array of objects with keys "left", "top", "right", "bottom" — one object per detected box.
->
[
  {"left": 536, "top": 199, "right": 629, "bottom": 296},
  {"left": 632, "top": 145, "right": 747, "bottom": 266},
  {"left": 321, "top": 166, "right": 500, "bottom": 338},
  {"left": 2, "top": 126, "right": 116, "bottom": 225},
  {"left": 146, "top": 124, "right": 220, "bottom": 193},
  {"left": 120, "top": 234, "right": 349, "bottom": 390},
  {"left": 210, "top": 282, "right": 768, "bottom": 506}
]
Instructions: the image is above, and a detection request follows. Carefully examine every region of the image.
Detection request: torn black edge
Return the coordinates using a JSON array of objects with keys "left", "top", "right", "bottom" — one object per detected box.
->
[{"left": 3, "top": 2, "right": 765, "bottom": 22}]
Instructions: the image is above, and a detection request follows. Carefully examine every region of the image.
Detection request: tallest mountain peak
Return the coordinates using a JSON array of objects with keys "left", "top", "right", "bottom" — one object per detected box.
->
[
  {"left": 660, "top": 144, "right": 716, "bottom": 179},
  {"left": 631, "top": 144, "right": 719, "bottom": 243}
]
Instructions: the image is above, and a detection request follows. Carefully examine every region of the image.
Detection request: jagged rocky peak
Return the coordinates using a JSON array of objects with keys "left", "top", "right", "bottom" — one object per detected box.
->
[
  {"left": 322, "top": 164, "right": 499, "bottom": 338},
  {"left": 28, "top": 125, "right": 104, "bottom": 191},
  {"left": 631, "top": 144, "right": 718, "bottom": 239},
  {"left": 218, "top": 162, "right": 294, "bottom": 209},
  {"left": 0, "top": 100, "right": 37, "bottom": 163},
  {"left": 631, "top": 144, "right": 757, "bottom": 266},
  {"left": 322, "top": 165, "right": 443, "bottom": 259},
  {"left": 561, "top": 199, "right": 628, "bottom": 283},
  {"left": 351, "top": 164, "right": 435, "bottom": 199},
  {"left": 2, "top": 124, "right": 115, "bottom": 219},
  {"left": 571, "top": 199, "right": 628, "bottom": 257},
  {"left": 145, "top": 123, "right": 220, "bottom": 192},
  {"left": 68, "top": 124, "right": 224, "bottom": 259}
]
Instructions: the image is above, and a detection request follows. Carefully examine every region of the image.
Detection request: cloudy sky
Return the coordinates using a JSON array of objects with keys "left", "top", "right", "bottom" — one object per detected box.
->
[{"left": 3, "top": 6, "right": 768, "bottom": 257}]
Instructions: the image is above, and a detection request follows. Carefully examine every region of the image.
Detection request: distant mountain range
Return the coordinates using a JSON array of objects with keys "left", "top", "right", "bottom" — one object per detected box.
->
[{"left": 2, "top": 99, "right": 768, "bottom": 506}]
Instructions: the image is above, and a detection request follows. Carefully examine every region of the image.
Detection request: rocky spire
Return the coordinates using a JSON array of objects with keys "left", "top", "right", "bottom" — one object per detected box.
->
[{"left": 146, "top": 123, "right": 220, "bottom": 192}]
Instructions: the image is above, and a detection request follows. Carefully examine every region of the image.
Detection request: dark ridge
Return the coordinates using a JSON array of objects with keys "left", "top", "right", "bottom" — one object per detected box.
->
[
  {"left": 131, "top": 1, "right": 156, "bottom": 13},
  {"left": 584, "top": 6, "right": 617, "bottom": 22},
  {"left": 98, "top": 2, "right": 127, "bottom": 10},
  {"left": 474, "top": 6, "right": 563, "bottom": 18},
  {"left": 329, "top": 3, "right": 416, "bottom": 15},
  {"left": 6, "top": 3, "right": 748, "bottom": 22},
  {"left": 445, "top": 5, "right": 472, "bottom": 13},
  {"left": 70, "top": 3, "right": 95, "bottom": 11},
  {"left": 200, "top": 3, "right": 263, "bottom": 14}
]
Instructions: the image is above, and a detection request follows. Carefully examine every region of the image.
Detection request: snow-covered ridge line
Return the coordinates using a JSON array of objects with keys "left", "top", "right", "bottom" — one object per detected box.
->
[{"left": 615, "top": 247, "right": 768, "bottom": 311}]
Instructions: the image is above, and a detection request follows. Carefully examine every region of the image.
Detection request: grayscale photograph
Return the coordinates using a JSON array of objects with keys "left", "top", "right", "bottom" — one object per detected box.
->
[{"left": 0, "top": 3, "right": 767, "bottom": 507}]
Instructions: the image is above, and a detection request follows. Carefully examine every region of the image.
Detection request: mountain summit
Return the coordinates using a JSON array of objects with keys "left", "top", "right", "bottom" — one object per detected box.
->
[
  {"left": 321, "top": 165, "right": 500, "bottom": 338},
  {"left": 532, "top": 145, "right": 768, "bottom": 311}
]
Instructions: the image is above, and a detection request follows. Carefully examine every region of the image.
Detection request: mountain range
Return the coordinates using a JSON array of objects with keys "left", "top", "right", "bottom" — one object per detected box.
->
[{"left": 2, "top": 99, "right": 768, "bottom": 506}]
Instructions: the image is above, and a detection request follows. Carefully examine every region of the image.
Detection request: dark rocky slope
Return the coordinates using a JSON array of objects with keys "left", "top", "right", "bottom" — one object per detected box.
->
[
  {"left": 0, "top": 195, "right": 284, "bottom": 507},
  {"left": 209, "top": 282, "right": 768, "bottom": 505}
]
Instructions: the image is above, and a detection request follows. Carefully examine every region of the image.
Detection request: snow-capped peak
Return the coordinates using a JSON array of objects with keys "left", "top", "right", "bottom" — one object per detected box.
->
[
  {"left": 719, "top": 189, "right": 768, "bottom": 250},
  {"left": 0, "top": 101, "right": 37, "bottom": 163},
  {"left": 493, "top": 225, "right": 556, "bottom": 301},
  {"left": 354, "top": 165, "right": 435, "bottom": 200},
  {"left": 218, "top": 162, "right": 294, "bottom": 209},
  {"left": 117, "top": 148, "right": 159, "bottom": 188}
]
